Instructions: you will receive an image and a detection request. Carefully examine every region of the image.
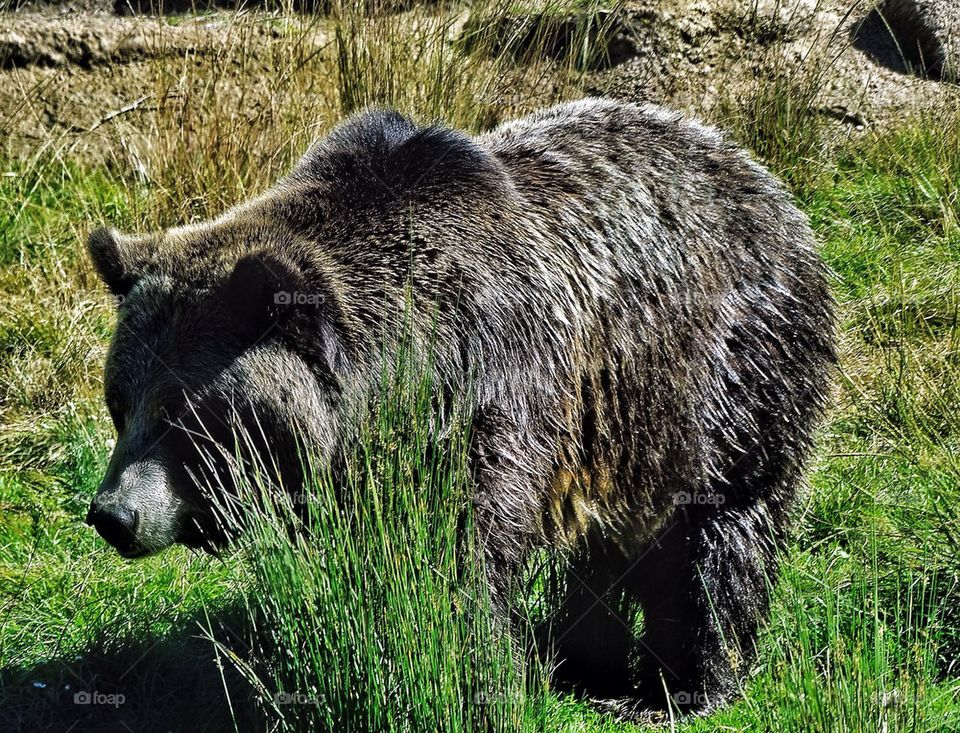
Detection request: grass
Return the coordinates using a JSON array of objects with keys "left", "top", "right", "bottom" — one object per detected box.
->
[
  {"left": 209, "top": 345, "right": 542, "bottom": 732},
  {"left": 1, "top": 1, "right": 959, "bottom": 731}
]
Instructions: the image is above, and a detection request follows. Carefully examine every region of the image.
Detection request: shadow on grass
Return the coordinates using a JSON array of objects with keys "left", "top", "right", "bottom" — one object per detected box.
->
[{"left": 0, "top": 601, "right": 255, "bottom": 733}]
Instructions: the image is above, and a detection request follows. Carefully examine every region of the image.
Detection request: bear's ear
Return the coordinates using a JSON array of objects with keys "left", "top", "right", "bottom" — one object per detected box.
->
[
  {"left": 223, "top": 251, "right": 306, "bottom": 327},
  {"left": 224, "top": 252, "right": 350, "bottom": 373},
  {"left": 88, "top": 227, "right": 140, "bottom": 298}
]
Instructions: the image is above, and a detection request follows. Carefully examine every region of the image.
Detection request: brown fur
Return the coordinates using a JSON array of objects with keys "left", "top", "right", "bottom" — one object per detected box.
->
[{"left": 87, "top": 98, "right": 835, "bottom": 717}]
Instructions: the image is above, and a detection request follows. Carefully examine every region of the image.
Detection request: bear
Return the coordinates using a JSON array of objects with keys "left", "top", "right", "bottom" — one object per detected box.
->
[{"left": 85, "top": 97, "right": 835, "bottom": 717}]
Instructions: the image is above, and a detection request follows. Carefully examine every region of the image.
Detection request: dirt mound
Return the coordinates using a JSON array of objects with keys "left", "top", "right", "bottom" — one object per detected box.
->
[
  {"left": 1, "top": 0, "right": 115, "bottom": 12},
  {"left": 588, "top": 0, "right": 958, "bottom": 133},
  {"left": 1, "top": 0, "right": 958, "bottom": 163},
  {"left": 0, "top": 12, "right": 309, "bottom": 71},
  {"left": 2, "top": 15, "right": 177, "bottom": 69},
  {"left": 0, "top": 12, "right": 326, "bottom": 163}
]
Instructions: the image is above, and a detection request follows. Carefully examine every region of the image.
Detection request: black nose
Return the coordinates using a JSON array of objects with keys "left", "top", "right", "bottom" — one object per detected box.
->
[{"left": 86, "top": 502, "right": 139, "bottom": 551}]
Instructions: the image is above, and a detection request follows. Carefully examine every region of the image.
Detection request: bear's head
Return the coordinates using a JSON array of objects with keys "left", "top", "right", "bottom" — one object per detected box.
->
[{"left": 84, "top": 222, "right": 348, "bottom": 558}]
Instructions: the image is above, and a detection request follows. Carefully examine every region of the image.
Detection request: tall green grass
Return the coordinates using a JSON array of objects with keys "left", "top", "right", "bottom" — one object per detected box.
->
[{"left": 208, "top": 345, "right": 545, "bottom": 731}]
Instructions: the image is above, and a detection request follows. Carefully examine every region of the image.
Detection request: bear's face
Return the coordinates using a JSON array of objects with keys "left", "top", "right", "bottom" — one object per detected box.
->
[{"left": 85, "top": 226, "right": 343, "bottom": 558}]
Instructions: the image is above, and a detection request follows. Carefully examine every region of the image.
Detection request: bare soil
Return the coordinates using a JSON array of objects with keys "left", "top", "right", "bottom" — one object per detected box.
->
[
  {"left": 0, "top": 0, "right": 956, "bottom": 163},
  {"left": 0, "top": 11, "right": 330, "bottom": 162},
  {"left": 591, "top": 0, "right": 957, "bottom": 132}
]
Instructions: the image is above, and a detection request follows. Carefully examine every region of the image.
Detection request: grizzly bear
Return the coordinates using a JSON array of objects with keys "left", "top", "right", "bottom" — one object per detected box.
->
[{"left": 85, "top": 98, "right": 834, "bottom": 717}]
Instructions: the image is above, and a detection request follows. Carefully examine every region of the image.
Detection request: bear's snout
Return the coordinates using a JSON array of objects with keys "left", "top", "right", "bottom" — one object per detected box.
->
[
  {"left": 87, "top": 455, "right": 185, "bottom": 557},
  {"left": 86, "top": 501, "right": 140, "bottom": 556}
]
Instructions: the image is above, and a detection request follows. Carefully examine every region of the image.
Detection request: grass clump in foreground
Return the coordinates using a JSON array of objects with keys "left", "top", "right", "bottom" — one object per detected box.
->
[{"left": 211, "top": 346, "right": 544, "bottom": 731}]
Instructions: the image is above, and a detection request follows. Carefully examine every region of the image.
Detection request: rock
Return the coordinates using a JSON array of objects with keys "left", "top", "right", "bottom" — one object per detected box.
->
[
  {"left": 879, "top": 0, "right": 959, "bottom": 81},
  {"left": 0, "top": 19, "right": 156, "bottom": 70},
  {"left": 677, "top": 1, "right": 717, "bottom": 44}
]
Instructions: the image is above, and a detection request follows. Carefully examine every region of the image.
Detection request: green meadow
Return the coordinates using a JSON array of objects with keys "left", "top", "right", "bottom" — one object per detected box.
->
[{"left": 1, "top": 2, "right": 958, "bottom": 730}]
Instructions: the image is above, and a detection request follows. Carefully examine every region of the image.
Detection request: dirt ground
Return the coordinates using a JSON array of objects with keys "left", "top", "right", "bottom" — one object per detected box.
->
[
  {"left": 0, "top": 0, "right": 956, "bottom": 163},
  {"left": 591, "top": 0, "right": 955, "bottom": 128},
  {"left": 0, "top": 11, "right": 326, "bottom": 162}
]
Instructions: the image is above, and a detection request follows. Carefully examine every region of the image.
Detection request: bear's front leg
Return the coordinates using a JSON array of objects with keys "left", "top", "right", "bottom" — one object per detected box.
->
[{"left": 467, "top": 406, "right": 554, "bottom": 622}]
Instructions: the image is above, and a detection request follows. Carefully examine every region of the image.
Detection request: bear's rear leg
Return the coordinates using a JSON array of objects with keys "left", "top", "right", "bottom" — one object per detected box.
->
[
  {"left": 542, "top": 544, "right": 637, "bottom": 698},
  {"left": 626, "top": 503, "right": 782, "bottom": 714}
]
